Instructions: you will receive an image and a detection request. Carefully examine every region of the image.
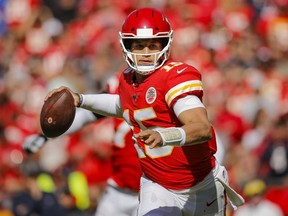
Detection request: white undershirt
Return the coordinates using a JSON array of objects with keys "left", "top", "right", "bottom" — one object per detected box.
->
[
  {"left": 80, "top": 94, "right": 204, "bottom": 118},
  {"left": 173, "top": 95, "right": 205, "bottom": 117}
]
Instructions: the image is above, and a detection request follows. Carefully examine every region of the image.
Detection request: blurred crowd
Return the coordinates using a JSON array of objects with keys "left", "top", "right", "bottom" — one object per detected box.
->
[{"left": 0, "top": 0, "right": 288, "bottom": 215}]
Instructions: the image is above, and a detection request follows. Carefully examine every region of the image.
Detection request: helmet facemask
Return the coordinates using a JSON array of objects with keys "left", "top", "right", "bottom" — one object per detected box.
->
[{"left": 119, "top": 32, "right": 173, "bottom": 75}]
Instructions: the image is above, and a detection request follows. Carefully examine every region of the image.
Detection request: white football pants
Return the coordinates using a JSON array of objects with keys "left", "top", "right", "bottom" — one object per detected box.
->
[
  {"left": 95, "top": 182, "right": 139, "bottom": 216},
  {"left": 137, "top": 163, "right": 229, "bottom": 216}
]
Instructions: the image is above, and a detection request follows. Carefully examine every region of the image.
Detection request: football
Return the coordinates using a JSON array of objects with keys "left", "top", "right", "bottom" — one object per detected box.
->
[{"left": 40, "top": 89, "right": 76, "bottom": 138}]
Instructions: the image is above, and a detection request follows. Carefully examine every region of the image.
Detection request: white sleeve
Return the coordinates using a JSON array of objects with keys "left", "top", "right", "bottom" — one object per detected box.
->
[
  {"left": 64, "top": 108, "right": 98, "bottom": 135},
  {"left": 80, "top": 94, "right": 122, "bottom": 118},
  {"left": 173, "top": 95, "right": 205, "bottom": 117}
]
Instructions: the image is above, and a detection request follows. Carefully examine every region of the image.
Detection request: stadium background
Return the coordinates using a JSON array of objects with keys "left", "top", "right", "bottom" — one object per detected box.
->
[{"left": 0, "top": 0, "right": 287, "bottom": 215}]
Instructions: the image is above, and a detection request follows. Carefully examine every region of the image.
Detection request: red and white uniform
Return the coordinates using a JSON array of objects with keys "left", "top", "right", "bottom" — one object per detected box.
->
[
  {"left": 118, "top": 59, "right": 217, "bottom": 190},
  {"left": 106, "top": 74, "right": 142, "bottom": 192},
  {"left": 95, "top": 117, "right": 141, "bottom": 216},
  {"left": 109, "top": 117, "right": 142, "bottom": 191},
  {"left": 95, "top": 74, "right": 142, "bottom": 216},
  {"left": 84, "top": 7, "right": 244, "bottom": 215}
]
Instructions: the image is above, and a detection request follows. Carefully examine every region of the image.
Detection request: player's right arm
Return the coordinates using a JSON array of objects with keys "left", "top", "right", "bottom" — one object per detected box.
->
[
  {"left": 23, "top": 108, "right": 101, "bottom": 154},
  {"left": 45, "top": 86, "right": 122, "bottom": 118},
  {"left": 23, "top": 84, "right": 121, "bottom": 154}
]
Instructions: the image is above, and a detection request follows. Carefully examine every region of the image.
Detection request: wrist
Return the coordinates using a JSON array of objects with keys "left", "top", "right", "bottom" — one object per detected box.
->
[
  {"left": 39, "top": 134, "right": 48, "bottom": 141},
  {"left": 76, "top": 93, "right": 83, "bottom": 107},
  {"left": 153, "top": 127, "right": 186, "bottom": 146}
]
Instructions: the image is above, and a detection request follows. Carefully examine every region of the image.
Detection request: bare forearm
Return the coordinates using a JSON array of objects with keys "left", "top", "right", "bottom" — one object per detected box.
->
[
  {"left": 178, "top": 107, "right": 212, "bottom": 146},
  {"left": 181, "top": 122, "right": 212, "bottom": 145}
]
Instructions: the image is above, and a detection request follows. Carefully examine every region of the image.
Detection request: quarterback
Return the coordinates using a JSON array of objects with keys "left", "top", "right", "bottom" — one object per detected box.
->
[{"left": 46, "top": 8, "right": 244, "bottom": 216}]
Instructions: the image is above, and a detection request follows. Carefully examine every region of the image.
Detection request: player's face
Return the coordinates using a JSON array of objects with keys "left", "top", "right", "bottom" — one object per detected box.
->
[{"left": 130, "top": 39, "right": 163, "bottom": 66}]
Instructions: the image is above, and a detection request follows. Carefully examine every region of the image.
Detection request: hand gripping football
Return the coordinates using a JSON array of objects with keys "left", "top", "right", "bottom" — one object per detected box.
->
[{"left": 40, "top": 89, "right": 76, "bottom": 138}]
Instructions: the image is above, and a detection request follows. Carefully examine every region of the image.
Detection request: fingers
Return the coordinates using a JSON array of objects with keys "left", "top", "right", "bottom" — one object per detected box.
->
[
  {"left": 45, "top": 86, "right": 67, "bottom": 101},
  {"left": 134, "top": 130, "right": 163, "bottom": 149},
  {"left": 44, "top": 86, "right": 79, "bottom": 107}
]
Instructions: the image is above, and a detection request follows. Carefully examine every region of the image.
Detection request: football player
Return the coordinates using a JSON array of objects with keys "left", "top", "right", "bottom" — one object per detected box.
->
[{"left": 45, "top": 8, "right": 244, "bottom": 216}]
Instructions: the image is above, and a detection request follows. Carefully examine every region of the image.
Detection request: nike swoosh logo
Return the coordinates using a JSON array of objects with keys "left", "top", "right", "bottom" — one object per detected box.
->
[
  {"left": 206, "top": 198, "right": 217, "bottom": 207},
  {"left": 177, "top": 67, "right": 188, "bottom": 74}
]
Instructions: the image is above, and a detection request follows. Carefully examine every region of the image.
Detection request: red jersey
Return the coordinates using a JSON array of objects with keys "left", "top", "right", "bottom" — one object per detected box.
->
[
  {"left": 118, "top": 59, "right": 217, "bottom": 190},
  {"left": 110, "top": 118, "right": 141, "bottom": 191},
  {"left": 107, "top": 74, "right": 142, "bottom": 191}
]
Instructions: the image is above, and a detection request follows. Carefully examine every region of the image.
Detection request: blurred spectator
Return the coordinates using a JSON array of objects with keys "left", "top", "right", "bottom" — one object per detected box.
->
[
  {"left": 4, "top": 162, "right": 67, "bottom": 216},
  {"left": 234, "top": 179, "right": 284, "bottom": 216},
  {"left": 257, "top": 113, "right": 288, "bottom": 185},
  {"left": 241, "top": 108, "right": 272, "bottom": 151},
  {"left": 42, "top": 0, "right": 78, "bottom": 24},
  {"left": 265, "top": 184, "right": 288, "bottom": 216},
  {"left": 0, "top": 0, "right": 288, "bottom": 214}
]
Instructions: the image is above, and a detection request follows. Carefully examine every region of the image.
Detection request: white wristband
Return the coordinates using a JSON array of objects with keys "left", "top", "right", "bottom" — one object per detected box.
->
[{"left": 153, "top": 127, "right": 186, "bottom": 146}]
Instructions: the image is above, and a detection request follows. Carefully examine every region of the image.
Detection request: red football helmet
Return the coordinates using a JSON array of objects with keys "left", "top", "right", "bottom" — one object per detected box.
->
[{"left": 119, "top": 8, "right": 173, "bottom": 75}]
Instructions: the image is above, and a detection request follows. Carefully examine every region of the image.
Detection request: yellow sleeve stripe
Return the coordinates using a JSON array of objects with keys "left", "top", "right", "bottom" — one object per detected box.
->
[{"left": 165, "top": 80, "right": 203, "bottom": 106}]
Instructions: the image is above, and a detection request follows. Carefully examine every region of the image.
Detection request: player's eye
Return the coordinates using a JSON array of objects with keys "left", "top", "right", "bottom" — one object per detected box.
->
[
  {"left": 135, "top": 44, "right": 145, "bottom": 50},
  {"left": 148, "top": 44, "right": 159, "bottom": 50}
]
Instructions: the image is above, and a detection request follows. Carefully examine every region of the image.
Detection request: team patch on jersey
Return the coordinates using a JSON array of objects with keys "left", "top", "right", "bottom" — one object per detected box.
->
[{"left": 146, "top": 87, "right": 157, "bottom": 104}]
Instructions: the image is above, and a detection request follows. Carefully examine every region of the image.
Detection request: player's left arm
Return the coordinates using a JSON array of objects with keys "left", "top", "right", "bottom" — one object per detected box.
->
[
  {"left": 177, "top": 107, "right": 212, "bottom": 145},
  {"left": 134, "top": 96, "right": 212, "bottom": 148},
  {"left": 135, "top": 64, "right": 212, "bottom": 148}
]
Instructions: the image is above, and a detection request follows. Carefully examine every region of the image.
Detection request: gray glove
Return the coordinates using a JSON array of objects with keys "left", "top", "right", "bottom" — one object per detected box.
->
[{"left": 23, "top": 134, "right": 48, "bottom": 154}]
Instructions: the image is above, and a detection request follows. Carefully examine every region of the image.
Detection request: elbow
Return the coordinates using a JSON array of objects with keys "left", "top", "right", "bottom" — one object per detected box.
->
[
  {"left": 184, "top": 122, "right": 213, "bottom": 145},
  {"left": 207, "top": 128, "right": 213, "bottom": 141},
  {"left": 201, "top": 124, "right": 213, "bottom": 142}
]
